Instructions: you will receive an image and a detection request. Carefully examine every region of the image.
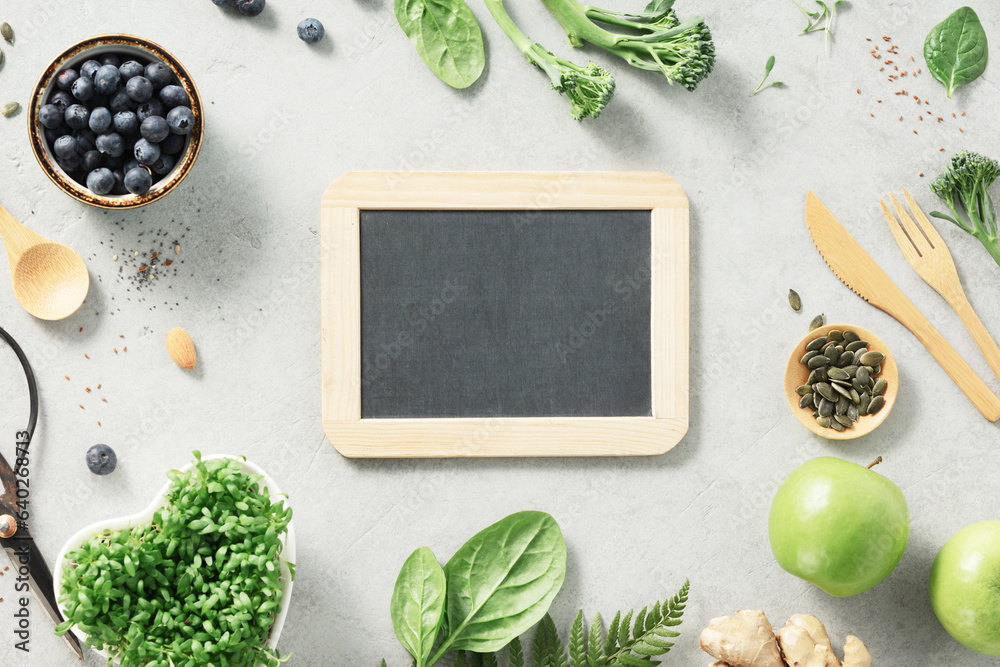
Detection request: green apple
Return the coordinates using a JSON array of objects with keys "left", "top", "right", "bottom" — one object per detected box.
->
[
  {"left": 768, "top": 456, "right": 909, "bottom": 597},
  {"left": 929, "top": 521, "right": 1000, "bottom": 656}
]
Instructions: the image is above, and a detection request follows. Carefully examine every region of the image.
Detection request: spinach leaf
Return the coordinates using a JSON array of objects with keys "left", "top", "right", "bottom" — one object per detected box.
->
[
  {"left": 390, "top": 547, "right": 447, "bottom": 667},
  {"left": 924, "top": 6, "right": 989, "bottom": 99},
  {"left": 431, "top": 511, "right": 566, "bottom": 660},
  {"left": 394, "top": 0, "right": 485, "bottom": 89}
]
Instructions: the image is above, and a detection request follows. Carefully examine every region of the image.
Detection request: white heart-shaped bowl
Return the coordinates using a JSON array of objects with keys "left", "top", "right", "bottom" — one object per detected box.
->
[{"left": 53, "top": 454, "right": 295, "bottom": 663}]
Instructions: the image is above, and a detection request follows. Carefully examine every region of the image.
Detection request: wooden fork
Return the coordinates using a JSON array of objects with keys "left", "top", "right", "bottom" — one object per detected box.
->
[{"left": 880, "top": 187, "right": 1000, "bottom": 381}]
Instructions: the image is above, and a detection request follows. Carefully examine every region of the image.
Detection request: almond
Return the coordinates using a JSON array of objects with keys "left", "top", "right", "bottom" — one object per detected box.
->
[{"left": 166, "top": 327, "right": 197, "bottom": 370}]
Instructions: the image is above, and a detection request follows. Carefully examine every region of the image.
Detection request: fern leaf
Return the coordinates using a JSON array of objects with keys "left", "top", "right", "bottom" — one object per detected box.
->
[
  {"left": 533, "top": 614, "right": 553, "bottom": 667},
  {"left": 568, "top": 611, "right": 586, "bottom": 667},
  {"left": 604, "top": 611, "right": 621, "bottom": 656},
  {"left": 380, "top": 661, "right": 387, "bottom": 667},
  {"left": 609, "top": 655, "right": 657, "bottom": 667},
  {"left": 482, "top": 652, "right": 498, "bottom": 667},
  {"left": 509, "top": 637, "right": 526, "bottom": 667},
  {"left": 618, "top": 610, "right": 633, "bottom": 648},
  {"left": 603, "top": 579, "right": 691, "bottom": 665},
  {"left": 587, "top": 613, "right": 603, "bottom": 667},
  {"left": 645, "top": 602, "right": 661, "bottom": 632},
  {"left": 546, "top": 614, "right": 569, "bottom": 667},
  {"left": 632, "top": 608, "right": 646, "bottom": 640}
]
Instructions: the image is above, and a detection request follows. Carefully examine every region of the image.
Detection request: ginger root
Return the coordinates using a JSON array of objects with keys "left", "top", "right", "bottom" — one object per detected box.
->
[
  {"left": 701, "top": 610, "right": 872, "bottom": 667},
  {"left": 699, "top": 610, "right": 785, "bottom": 667}
]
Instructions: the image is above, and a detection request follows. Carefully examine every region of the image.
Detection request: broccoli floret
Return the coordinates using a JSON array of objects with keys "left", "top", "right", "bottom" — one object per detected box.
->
[
  {"left": 930, "top": 150, "right": 1000, "bottom": 268},
  {"left": 540, "top": 0, "right": 716, "bottom": 91},
  {"left": 485, "top": 0, "right": 615, "bottom": 120}
]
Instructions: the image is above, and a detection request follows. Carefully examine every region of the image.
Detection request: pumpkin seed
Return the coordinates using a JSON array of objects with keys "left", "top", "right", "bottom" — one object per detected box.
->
[
  {"left": 788, "top": 289, "right": 802, "bottom": 312},
  {"left": 868, "top": 395, "right": 886, "bottom": 414},
  {"left": 836, "top": 395, "right": 851, "bottom": 415},
  {"left": 859, "top": 350, "right": 886, "bottom": 366},
  {"left": 853, "top": 347, "right": 868, "bottom": 359},
  {"left": 843, "top": 330, "right": 860, "bottom": 343},
  {"left": 796, "top": 384, "right": 813, "bottom": 396},
  {"left": 808, "top": 355, "right": 830, "bottom": 369},
  {"left": 1, "top": 101, "right": 19, "bottom": 118},
  {"left": 873, "top": 378, "right": 887, "bottom": 396},
  {"left": 873, "top": 363, "right": 881, "bottom": 374},
  {"left": 0, "top": 22, "right": 11, "bottom": 45},
  {"left": 815, "top": 382, "right": 837, "bottom": 401},
  {"left": 827, "top": 329, "right": 843, "bottom": 341},
  {"left": 859, "top": 392, "right": 871, "bottom": 415},
  {"left": 0, "top": 46, "right": 4, "bottom": 69},
  {"left": 837, "top": 350, "right": 855, "bottom": 367},
  {"left": 842, "top": 365, "right": 859, "bottom": 377},
  {"left": 806, "top": 368, "right": 825, "bottom": 385},
  {"left": 856, "top": 366, "right": 870, "bottom": 385},
  {"left": 799, "top": 394, "right": 813, "bottom": 409},
  {"left": 825, "top": 348, "right": 841, "bottom": 366},
  {"left": 828, "top": 367, "right": 851, "bottom": 381},
  {"left": 801, "top": 350, "right": 820, "bottom": 364},
  {"left": 829, "top": 419, "right": 845, "bottom": 431},
  {"left": 809, "top": 313, "right": 825, "bottom": 331},
  {"left": 832, "top": 382, "right": 853, "bottom": 400},
  {"left": 818, "top": 397, "right": 835, "bottom": 417},
  {"left": 806, "top": 336, "right": 828, "bottom": 352},
  {"left": 816, "top": 416, "right": 832, "bottom": 428},
  {"left": 835, "top": 414, "right": 853, "bottom": 427},
  {"left": 847, "top": 403, "right": 859, "bottom": 421},
  {"left": 845, "top": 340, "right": 867, "bottom": 352},
  {"left": 850, "top": 388, "right": 860, "bottom": 403},
  {"left": 852, "top": 378, "right": 867, "bottom": 393}
]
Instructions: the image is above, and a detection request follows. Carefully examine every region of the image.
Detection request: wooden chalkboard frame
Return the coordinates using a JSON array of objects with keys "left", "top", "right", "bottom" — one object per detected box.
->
[{"left": 321, "top": 172, "right": 689, "bottom": 458}]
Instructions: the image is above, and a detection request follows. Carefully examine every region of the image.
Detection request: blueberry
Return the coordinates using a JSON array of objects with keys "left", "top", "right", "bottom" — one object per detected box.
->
[
  {"left": 297, "top": 18, "right": 325, "bottom": 43},
  {"left": 124, "top": 166, "right": 152, "bottom": 194},
  {"left": 44, "top": 126, "right": 71, "bottom": 144},
  {"left": 71, "top": 76, "right": 95, "bottom": 102},
  {"left": 236, "top": 0, "right": 265, "bottom": 16},
  {"left": 94, "top": 64, "right": 121, "bottom": 95},
  {"left": 166, "top": 106, "right": 196, "bottom": 135},
  {"left": 39, "top": 104, "right": 64, "bottom": 129},
  {"left": 64, "top": 104, "right": 91, "bottom": 130},
  {"left": 85, "top": 444, "right": 117, "bottom": 475},
  {"left": 57, "top": 154, "right": 81, "bottom": 173},
  {"left": 150, "top": 153, "right": 176, "bottom": 176},
  {"left": 140, "top": 115, "right": 170, "bottom": 143},
  {"left": 80, "top": 59, "right": 102, "bottom": 80},
  {"left": 119, "top": 60, "right": 144, "bottom": 81},
  {"left": 159, "top": 85, "right": 189, "bottom": 109},
  {"left": 145, "top": 62, "right": 172, "bottom": 89},
  {"left": 136, "top": 99, "right": 164, "bottom": 122},
  {"left": 53, "top": 135, "right": 78, "bottom": 159},
  {"left": 88, "top": 168, "right": 115, "bottom": 194},
  {"left": 113, "top": 110, "right": 138, "bottom": 134},
  {"left": 159, "top": 133, "right": 186, "bottom": 155},
  {"left": 100, "top": 53, "right": 121, "bottom": 68},
  {"left": 88, "top": 106, "right": 112, "bottom": 133},
  {"left": 134, "top": 138, "right": 160, "bottom": 165},
  {"left": 74, "top": 129, "right": 97, "bottom": 153},
  {"left": 126, "top": 76, "right": 153, "bottom": 102},
  {"left": 56, "top": 68, "right": 80, "bottom": 92},
  {"left": 109, "top": 89, "right": 132, "bottom": 112},
  {"left": 112, "top": 169, "right": 128, "bottom": 195},
  {"left": 96, "top": 132, "right": 125, "bottom": 158},
  {"left": 81, "top": 149, "right": 104, "bottom": 172},
  {"left": 104, "top": 153, "right": 126, "bottom": 170},
  {"left": 49, "top": 90, "right": 74, "bottom": 113},
  {"left": 211, "top": 0, "right": 235, "bottom": 5}
]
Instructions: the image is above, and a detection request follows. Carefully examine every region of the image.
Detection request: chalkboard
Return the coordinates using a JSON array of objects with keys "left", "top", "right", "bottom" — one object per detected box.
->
[
  {"left": 321, "top": 172, "right": 689, "bottom": 458},
  {"left": 359, "top": 209, "right": 652, "bottom": 419}
]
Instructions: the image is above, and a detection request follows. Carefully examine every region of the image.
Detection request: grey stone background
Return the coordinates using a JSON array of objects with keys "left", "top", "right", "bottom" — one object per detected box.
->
[{"left": 0, "top": 0, "right": 998, "bottom": 665}]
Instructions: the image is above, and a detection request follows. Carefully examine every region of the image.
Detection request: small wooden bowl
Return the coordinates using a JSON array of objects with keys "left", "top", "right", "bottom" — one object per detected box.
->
[
  {"left": 28, "top": 34, "right": 203, "bottom": 209},
  {"left": 784, "top": 323, "right": 898, "bottom": 440}
]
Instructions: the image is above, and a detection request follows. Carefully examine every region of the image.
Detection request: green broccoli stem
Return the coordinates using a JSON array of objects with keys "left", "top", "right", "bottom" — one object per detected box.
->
[{"left": 484, "top": 0, "right": 562, "bottom": 86}]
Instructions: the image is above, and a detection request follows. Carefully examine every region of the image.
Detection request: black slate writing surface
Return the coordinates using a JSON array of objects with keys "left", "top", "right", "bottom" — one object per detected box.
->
[{"left": 359, "top": 209, "right": 652, "bottom": 419}]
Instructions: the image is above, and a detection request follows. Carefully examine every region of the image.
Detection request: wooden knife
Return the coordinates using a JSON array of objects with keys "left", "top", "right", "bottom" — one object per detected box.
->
[{"left": 805, "top": 191, "right": 1000, "bottom": 422}]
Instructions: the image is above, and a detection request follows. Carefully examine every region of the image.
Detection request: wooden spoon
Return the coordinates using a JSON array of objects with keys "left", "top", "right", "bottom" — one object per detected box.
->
[
  {"left": 0, "top": 203, "right": 89, "bottom": 320},
  {"left": 784, "top": 323, "right": 899, "bottom": 440}
]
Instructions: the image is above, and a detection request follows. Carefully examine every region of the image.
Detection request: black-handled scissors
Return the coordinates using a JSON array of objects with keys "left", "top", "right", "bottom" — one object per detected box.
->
[{"left": 0, "top": 325, "right": 83, "bottom": 660}]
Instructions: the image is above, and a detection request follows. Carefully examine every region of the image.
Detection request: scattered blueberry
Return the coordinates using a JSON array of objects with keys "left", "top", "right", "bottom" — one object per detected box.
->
[
  {"left": 150, "top": 153, "right": 176, "bottom": 176},
  {"left": 109, "top": 89, "right": 132, "bottom": 112},
  {"left": 134, "top": 138, "right": 160, "bottom": 166},
  {"left": 236, "top": 0, "right": 266, "bottom": 16},
  {"left": 159, "top": 85, "right": 189, "bottom": 109},
  {"left": 80, "top": 59, "right": 102, "bottom": 80},
  {"left": 297, "top": 18, "right": 325, "bottom": 44},
  {"left": 159, "top": 133, "right": 185, "bottom": 155},
  {"left": 88, "top": 106, "right": 112, "bottom": 133},
  {"left": 145, "top": 62, "right": 172, "bottom": 88},
  {"left": 140, "top": 115, "right": 170, "bottom": 143},
  {"left": 126, "top": 76, "right": 153, "bottom": 102},
  {"left": 39, "top": 104, "right": 64, "bottom": 129},
  {"left": 71, "top": 76, "right": 95, "bottom": 102},
  {"left": 64, "top": 104, "right": 91, "bottom": 130},
  {"left": 82, "top": 150, "right": 104, "bottom": 172},
  {"left": 49, "top": 90, "right": 74, "bottom": 112},
  {"left": 100, "top": 54, "right": 121, "bottom": 68},
  {"left": 85, "top": 444, "right": 117, "bottom": 475},
  {"left": 53, "top": 135, "right": 78, "bottom": 159},
  {"left": 56, "top": 68, "right": 79, "bottom": 92},
  {"left": 124, "top": 166, "right": 152, "bottom": 194},
  {"left": 113, "top": 110, "right": 138, "bottom": 135},
  {"left": 166, "top": 106, "right": 195, "bottom": 135},
  {"left": 136, "top": 99, "right": 164, "bottom": 122},
  {"left": 94, "top": 65, "right": 121, "bottom": 95},
  {"left": 119, "top": 60, "right": 145, "bottom": 81},
  {"left": 96, "top": 132, "right": 125, "bottom": 158}
]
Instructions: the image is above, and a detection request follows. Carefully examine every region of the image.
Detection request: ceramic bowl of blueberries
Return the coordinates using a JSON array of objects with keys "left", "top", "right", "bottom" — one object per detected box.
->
[{"left": 28, "top": 34, "right": 203, "bottom": 209}]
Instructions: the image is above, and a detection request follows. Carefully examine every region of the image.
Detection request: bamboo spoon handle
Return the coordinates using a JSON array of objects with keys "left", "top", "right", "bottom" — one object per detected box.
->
[
  {"left": 892, "top": 296, "right": 1000, "bottom": 422},
  {"left": 0, "top": 203, "right": 44, "bottom": 259},
  {"left": 949, "top": 291, "right": 1000, "bottom": 382}
]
